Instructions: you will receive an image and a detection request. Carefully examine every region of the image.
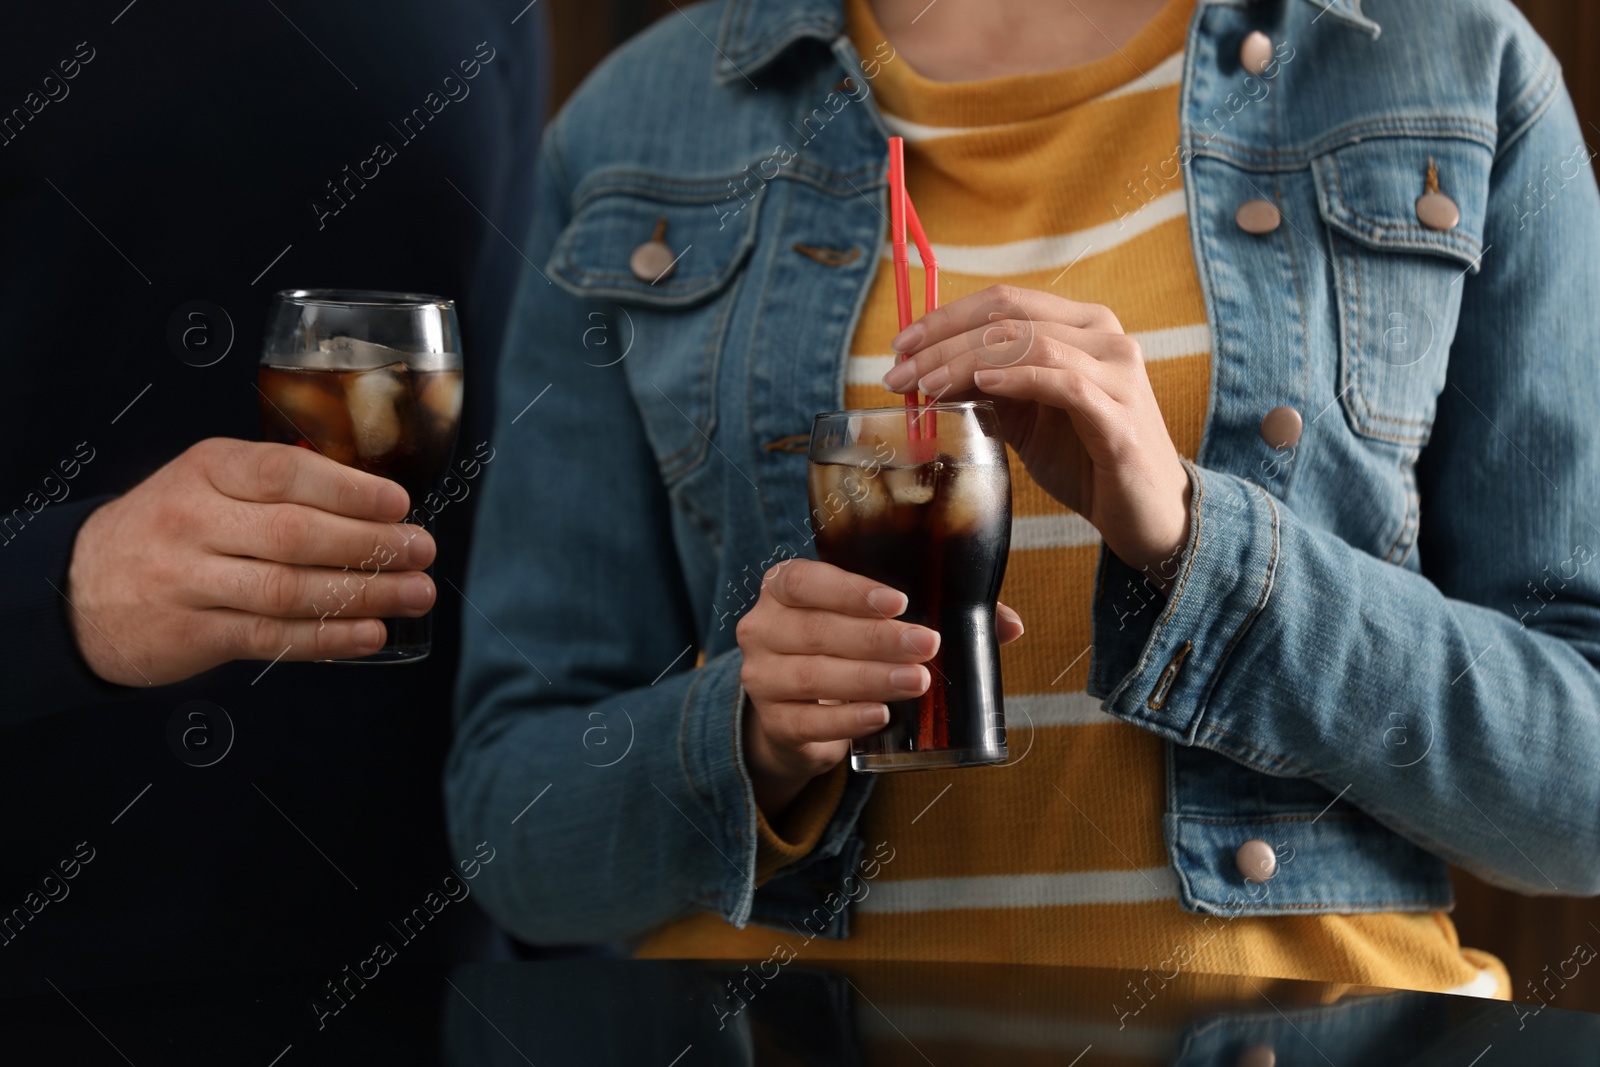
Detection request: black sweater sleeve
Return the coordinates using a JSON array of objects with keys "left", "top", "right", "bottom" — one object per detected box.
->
[{"left": 0, "top": 495, "right": 137, "bottom": 725}]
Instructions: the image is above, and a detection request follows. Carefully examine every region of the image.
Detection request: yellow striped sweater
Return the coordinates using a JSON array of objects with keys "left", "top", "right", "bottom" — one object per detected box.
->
[{"left": 640, "top": 0, "right": 1506, "bottom": 1001}]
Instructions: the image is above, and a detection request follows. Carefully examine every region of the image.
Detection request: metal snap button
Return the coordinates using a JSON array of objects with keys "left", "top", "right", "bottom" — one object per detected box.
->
[
  {"left": 1240, "top": 31, "right": 1274, "bottom": 76},
  {"left": 1416, "top": 192, "right": 1460, "bottom": 232},
  {"left": 1235, "top": 199, "right": 1282, "bottom": 235},
  {"left": 1236, "top": 838, "right": 1278, "bottom": 883},
  {"left": 630, "top": 216, "right": 678, "bottom": 282},
  {"left": 1260, "top": 405, "right": 1303, "bottom": 449}
]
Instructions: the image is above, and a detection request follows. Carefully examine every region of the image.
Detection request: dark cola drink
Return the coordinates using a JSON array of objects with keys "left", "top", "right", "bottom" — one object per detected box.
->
[
  {"left": 259, "top": 290, "right": 464, "bottom": 663},
  {"left": 807, "top": 402, "right": 1011, "bottom": 772},
  {"left": 258, "top": 362, "right": 463, "bottom": 503}
]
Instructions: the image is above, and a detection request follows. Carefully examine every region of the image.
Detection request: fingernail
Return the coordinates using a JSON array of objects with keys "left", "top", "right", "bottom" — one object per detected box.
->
[
  {"left": 377, "top": 482, "right": 409, "bottom": 518},
  {"left": 401, "top": 575, "right": 435, "bottom": 610},
  {"left": 867, "top": 587, "right": 908, "bottom": 616},
  {"left": 408, "top": 530, "right": 437, "bottom": 565},
  {"left": 900, "top": 626, "right": 940, "bottom": 658},
  {"left": 889, "top": 666, "right": 928, "bottom": 692},
  {"left": 356, "top": 619, "right": 385, "bottom": 647},
  {"left": 858, "top": 703, "right": 891, "bottom": 728},
  {"left": 973, "top": 369, "right": 1004, "bottom": 389},
  {"left": 918, "top": 366, "right": 950, "bottom": 394},
  {"left": 997, "top": 603, "right": 1024, "bottom": 635},
  {"left": 890, "top": 322, "right": 924, "bottom": 353},
  {"left": 882, "top": 360, "right": 917, "bottom": 392}
]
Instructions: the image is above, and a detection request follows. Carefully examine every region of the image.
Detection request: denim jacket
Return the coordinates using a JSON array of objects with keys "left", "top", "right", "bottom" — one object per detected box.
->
[{"left": 447, "top": 0, "right": 1600, "bottom": 946}]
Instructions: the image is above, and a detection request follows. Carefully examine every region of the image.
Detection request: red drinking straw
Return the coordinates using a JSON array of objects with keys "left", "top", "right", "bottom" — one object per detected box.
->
[
  {"left": 888, "top": 136, "right": 916, "bottom": 436},
  {"left": 904, "top": 195, "right": 939, "bottom": 447},
  {"left": 887, "top": 136, "right": 939, "bottom": 448}
]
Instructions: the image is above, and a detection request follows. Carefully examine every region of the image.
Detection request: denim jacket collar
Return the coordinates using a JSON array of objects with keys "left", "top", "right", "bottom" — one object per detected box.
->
[
  {"left": 713, "top": 0, "right": 1379, "bottom": 84},
  {"left": 713, "top": 0, "right": 844, "bottom": 84}
]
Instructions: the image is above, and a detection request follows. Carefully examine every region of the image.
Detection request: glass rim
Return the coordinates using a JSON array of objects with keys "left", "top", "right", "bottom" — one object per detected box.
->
[
  {"left": 274, "top": 288, "right": 455, "bottom": 310},
  {"left": 813, "top": 400, "right": 995, "bottom": 421},
  {"left": 812, "top": 398, "right": 998, "bottom": 422}
]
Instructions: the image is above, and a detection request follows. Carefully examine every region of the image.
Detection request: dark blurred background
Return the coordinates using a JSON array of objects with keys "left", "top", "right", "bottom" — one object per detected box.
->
[{"left": 539, "top": 0, "right": 1600, "bottom": 1012}]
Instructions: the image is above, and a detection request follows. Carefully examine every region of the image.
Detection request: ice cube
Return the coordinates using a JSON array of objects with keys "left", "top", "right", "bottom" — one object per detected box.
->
[
  {"left": 265, "top": 377, "right": 357, "bottom": 465},
  {"left": 884, "top": 461, "right": 938, "bottom": 507},
  {"left": 809, "top": 461, "right": 847, "bottom": 511},
  {"left": 344, "top": 362, "right": 408, "bottom": 460},
  {"left": 843, "top": 461, "right": 892, "bottom": 519},
  {"left": 317, "top": 336, "right": 413, "bottom": 370},
  {"left": 940, "top": 464, "right": 999, "bottom": 536},
  {"left": 419, "top": 371, "right": 463, "bottom": 426}
]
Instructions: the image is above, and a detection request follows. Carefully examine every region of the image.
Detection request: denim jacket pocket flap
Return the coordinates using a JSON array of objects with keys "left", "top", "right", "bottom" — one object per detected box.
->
[
  {"left": 1310, "top": 135, "right": 1490, "bottom": 269},
  {"left": 1164, "top": 811, "right": 1453, "bottom": 917},
  {"left": 549, "top": 177, "right": 762, "bottom": 308},
  {"left": 1310, "top": 135, "right": 1492, "bottom": 446}
]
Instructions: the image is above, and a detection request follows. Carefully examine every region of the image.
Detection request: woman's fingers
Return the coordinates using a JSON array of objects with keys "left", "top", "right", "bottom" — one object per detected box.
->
[
  {"left": 759, "top": 701, "right": 894, "bottom": 748},
  {"left": 750, "top": 607, "right": 939, "bottom": 661},
  {"left": 884, "top": 321, "right": 1132, "bottom": 400},
  {"left": 762, "top": 558, "right": 909, "bottom": 618},
  {"left": 971, "top": 362, "right": 1115, "bottom": 421},
  {"left": 745, "top": 654, "right": 931, "bottom": 704},
  {"left": 891, "top": 284, "right": 1122, "bottom": 358},
  {"left": 996, "top": 602, "right": 1025, "bottom": 645}
]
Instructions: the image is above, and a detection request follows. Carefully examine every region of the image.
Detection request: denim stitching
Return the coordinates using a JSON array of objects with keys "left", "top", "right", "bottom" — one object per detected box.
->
[
  {"left": 1497, "top": 53, "right": 1562, "bottom": 154},
  {"left": 1196, "top": 719, "right": 1313, "bottom": 777},
  {"left": 1196, "top": 116, "right": 1497, "bottom": 168},
  {"left": 1195, "top": 482, "right": 1280, "bottom": 735},
  {"left": 1269, "top": 88, "right": 1310, "bottom": 501},
  {"left": 1329, "top": 224, "right": 1435, "bottom": 445},
  {"left": 748, "top": 179, "right": 801, "bottom": 545}
]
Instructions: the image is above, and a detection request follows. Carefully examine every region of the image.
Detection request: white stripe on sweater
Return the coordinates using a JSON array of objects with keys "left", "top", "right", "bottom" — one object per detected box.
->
[{"left": 856, "top": 866, "right": 1180, "bottom": 914}]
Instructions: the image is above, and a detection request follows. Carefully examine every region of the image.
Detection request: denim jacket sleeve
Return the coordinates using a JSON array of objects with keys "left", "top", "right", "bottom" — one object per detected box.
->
[
  {"left": 1090, "top": 80, "right": 1600, "bottom": 896},
  {"left": 445, "top": 122, "right": 766, "bottom": 944}
]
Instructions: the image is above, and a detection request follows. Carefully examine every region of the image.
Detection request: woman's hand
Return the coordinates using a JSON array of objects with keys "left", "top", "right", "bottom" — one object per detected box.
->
[
  {"left": 883, "top": 285, "right": 1191, "bottom": 584},
  {"left": 737, "top": 558, "right": 1023, "bottom": 818}
]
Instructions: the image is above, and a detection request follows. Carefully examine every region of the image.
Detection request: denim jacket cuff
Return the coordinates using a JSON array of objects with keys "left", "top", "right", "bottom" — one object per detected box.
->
[
  {"left": 679, "top": 647, "right": 763, "bottom": 928},
  {"left": 1088, "top": 462, "right": 1281, "bottom": 744},
  {"left": 753, "top": 762, "right": 850, "bottom": 884}
]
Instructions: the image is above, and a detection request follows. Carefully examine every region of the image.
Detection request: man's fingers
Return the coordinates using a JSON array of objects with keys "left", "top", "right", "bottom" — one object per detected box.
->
[
  {"left": 760, "top": 700, "right": 893, "bottom": 747},
  {"left": 209, "top": 610, "right": 390, "bottom": 661},
  {"left": 763, "top": 559, "right": 908, "bottom": 618},
  {"left": 207, "top": 500, "right": 434, "bottom": 569},
  {"left": 196, "top": 557, "right": 435, "bottom": 619},
  {"left": 199, "top": 439, "right": 410, "bottom": 521},
  {"left": 753, "top": 608, "right": 939, "bottom": 661}
]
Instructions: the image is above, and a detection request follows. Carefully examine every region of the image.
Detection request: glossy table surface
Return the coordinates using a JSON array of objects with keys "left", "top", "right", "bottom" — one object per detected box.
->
[{"left": 8, "top": 957, "right": 1597, "bottom": 1065}]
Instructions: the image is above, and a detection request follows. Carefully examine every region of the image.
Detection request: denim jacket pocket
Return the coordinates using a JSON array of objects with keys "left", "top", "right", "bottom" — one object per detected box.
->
[
  {"left": 1311, "top": 134, "right": 1492, "bottom": 447},
  {"left": 548, "top": 173, "right": 762, "bottom": 484}
]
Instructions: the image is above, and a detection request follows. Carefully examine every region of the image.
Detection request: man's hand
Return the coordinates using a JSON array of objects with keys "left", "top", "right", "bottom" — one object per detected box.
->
[{"left": 65, "top": 438, "right": 436, "bottom": 686}]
